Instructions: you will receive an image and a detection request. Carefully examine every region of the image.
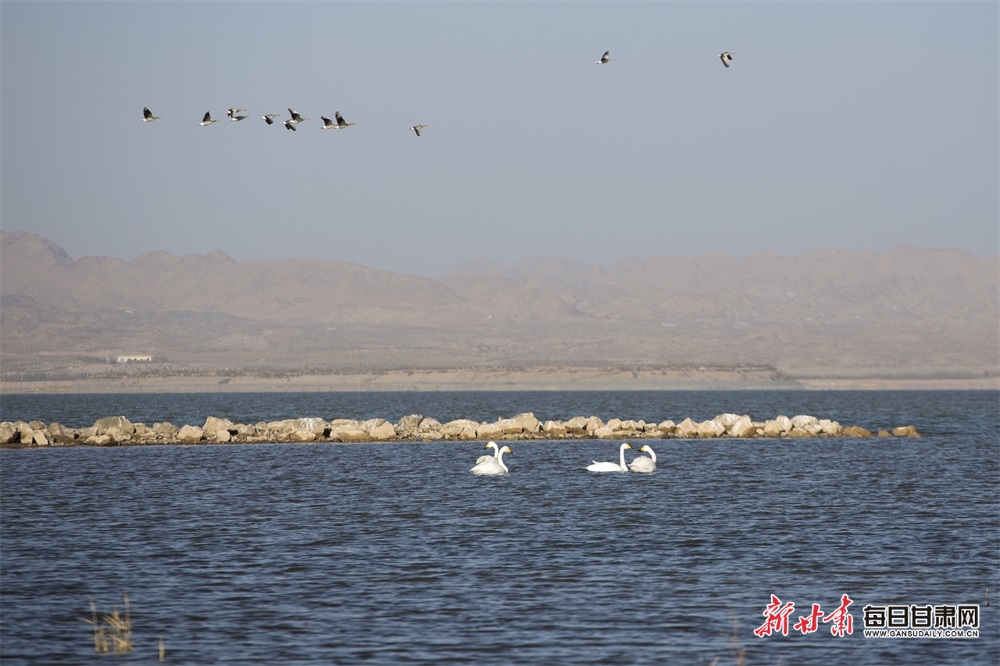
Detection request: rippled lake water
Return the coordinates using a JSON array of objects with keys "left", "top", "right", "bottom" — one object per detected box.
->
[{"left": 1, "top": 391, "right": 997, "bottom": 664}]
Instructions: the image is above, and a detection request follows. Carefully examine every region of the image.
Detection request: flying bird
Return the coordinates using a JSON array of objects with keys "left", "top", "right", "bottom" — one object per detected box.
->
[
  {"left": 141, "top": 107, "right": 161, "bottom": 122},
  {"left": 286, "top": 108, "right": 310, "bottom": 125},
  {"left": 283, "top": 119, "right": 298, "bottom": 131},
  {"left": 262, "top": 113, "right": 281, "bottom": 125},
  {"left": 332, "top": 111, "right": 355, "bottom": 129},
  {"left": 320, "top": 116, "right": 337, "bottom": 129},
  {"left": 719, "top": 52, "right": 734, "bottom": 68},
  {"left": 198, "top": 111, "right": 219, "bottom": 126},
  {"left": 597, "top": 50, "right": 617, "bottom": 64},
  {"left": 409, "top": 124, "right": 428, "bottom": 137},
  {"left": 227, "top": 107, "right": 246, "bottom": 119}
]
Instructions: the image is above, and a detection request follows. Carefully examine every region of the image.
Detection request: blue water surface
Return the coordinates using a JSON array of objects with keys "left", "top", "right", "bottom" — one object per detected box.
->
[{"left": 1, "top": 390, "right": 997, "bottom": 664}]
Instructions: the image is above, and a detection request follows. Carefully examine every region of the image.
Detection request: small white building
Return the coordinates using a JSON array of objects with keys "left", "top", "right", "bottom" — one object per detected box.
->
[{"left": 116, "top": 355, "right": 152, "bottom": 364}]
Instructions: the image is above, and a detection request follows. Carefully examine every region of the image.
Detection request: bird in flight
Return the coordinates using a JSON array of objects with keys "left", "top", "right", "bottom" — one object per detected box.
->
[
  {"left": 262, "top": 113, "right": 281, "bottom": 125},
  {"left": 287, "top": 108, "right": 310, "bottom": 125},
  {"left": 333, "top": 111, "right": 355, "bottom": 129},
  {"left": 142, "top": 107, "right": 161, "bottom": 122},
  {"left": 198, "top": 111, "right": 219, "bottom": 126},
  {"left": 227, "top": 107, "right": 246, "bottom": 120},
  {"left": 409, "top": 124, "right": 428, "bottom": 137},
  {"left": 719, "top": 52, "right": 734, "bottom": 68},
  {"left": 596, "top": 51, "right": 617, "bottom": 64},
  {"left": 283, "top": 119, "right": 298, "bottom": 131}
]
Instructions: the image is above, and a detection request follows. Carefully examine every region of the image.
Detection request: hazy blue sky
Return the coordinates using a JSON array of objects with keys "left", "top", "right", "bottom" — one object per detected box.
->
[{"left": 2, "top": 1, "right": 997, "bottom": 276}]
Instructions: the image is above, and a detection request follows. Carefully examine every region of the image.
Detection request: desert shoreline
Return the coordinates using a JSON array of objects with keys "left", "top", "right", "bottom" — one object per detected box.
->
[{"left": 1, "top": 367, "right": 996, "bottom": 394}]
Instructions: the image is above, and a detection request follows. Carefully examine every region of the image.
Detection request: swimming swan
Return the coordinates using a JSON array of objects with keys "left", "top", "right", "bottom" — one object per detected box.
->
[
  {"left": 628, "top": 444, "right": 657, "bottom": 473},
  {"left": 471, "top": 445, "right": 512, "bottom": 475},
  {"left": 587, "top": 442, "right": 632, "bottom": 472},
  {"left": 476, "top": 441, "right": 500, "bottom": 465}
]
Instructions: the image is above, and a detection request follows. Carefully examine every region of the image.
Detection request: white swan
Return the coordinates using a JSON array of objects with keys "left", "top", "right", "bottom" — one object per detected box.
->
[
  {"left": 476, "top": 441, "right": 500, "bottom": 465},
  {"left": 587, "top": 442, "right": 632, "bottom": 472},
  {"left": 628, "top": 444, "right": 657, "bottom": 473},
  {"left": 471, "top": 445, "right": 511, "bottom": 475}
]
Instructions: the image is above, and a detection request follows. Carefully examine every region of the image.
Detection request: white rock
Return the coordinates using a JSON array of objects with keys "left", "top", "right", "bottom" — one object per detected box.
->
[
  {"left": 761, "top": 420, "right": 786, "bottom": 437},
  {"left": 791, "top": 415, "right": 818, "bottom": 429},
  {"left": 593, "top": 425, "right": 617, "bottom": 439},
  {"left": 289, "top": 428, "right": 316, "bottom": 442},
  {"left": 94, "top": 416, "right": 134, "bottom": 436},
  {"left": 369, "top": 422, "right": 398, "bottom": 441},
  {"left": 818, "top": 419, "right": 842, "bottom": 436},
  {"left": 0, "top": 422, "right": 17, "bottom": 444},
  {"left": 675, "top": 418, "right": 699, "bottom": 438},
  {"left": 154, "top": 422, "right": 178, "bottom": 436},
  {"left": 512, "top": 412, "right": 541, "bottom": 433},
  {"left": 542, "top": 420, "right": 567, "bottom": 436},
  {"left": 330, "top": 425, "right": 370, "bottom": 443},
  {"left": 495, "top": 417, "right": 523, "bottom": 435},
  {"left": 203, "top": 416, "right": 235, "bottom": 433},
  {"left": 585, "top": 416, "right": 603, "bottom": 433},
  {"left": 728, "top": 415, "right": 756, "bottom": 438},
  {"left": 714, "top": 413, "right": 743, "bottom": 428},
  {"left": 177, "top": 425, "right": 204, "bottom": 443},
  {"left": 441, "top": 419, "right": 479, "bottom": 437},
  {"left": 697, "top": 420, "right": 726, "bottom": 438},
  {"left": 477, "top": 422, "right": 504, "bottom": 439},
  {"left": 418, "top": 418, "right": 442, "bottom": 431}
]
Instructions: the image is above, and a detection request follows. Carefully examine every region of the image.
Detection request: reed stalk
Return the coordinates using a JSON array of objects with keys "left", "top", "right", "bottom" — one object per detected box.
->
[{"left": 84, "top": 594, "right": 133, "bottom": 654}]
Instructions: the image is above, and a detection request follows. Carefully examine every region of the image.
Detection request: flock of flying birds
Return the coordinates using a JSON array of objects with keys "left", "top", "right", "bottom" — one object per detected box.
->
[
  {"left": 140, "top": 105, "right": 404, "bottom": 134},
  {"left": 140, "top": 50, "right": 733, "bottom": 137}
]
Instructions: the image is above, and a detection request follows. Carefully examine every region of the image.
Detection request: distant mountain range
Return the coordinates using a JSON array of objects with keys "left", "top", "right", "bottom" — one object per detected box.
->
[{"left": 1, "top": 231, "right": 997, "bottom": 383}]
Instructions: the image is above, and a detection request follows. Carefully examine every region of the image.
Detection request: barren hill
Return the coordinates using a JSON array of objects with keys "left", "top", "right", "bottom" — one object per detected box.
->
[{"left": 1, "top": 231, "right": 997, "bottom": 388}]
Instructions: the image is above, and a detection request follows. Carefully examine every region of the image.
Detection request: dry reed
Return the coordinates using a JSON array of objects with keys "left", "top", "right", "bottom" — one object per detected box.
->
[{"left": 84, "top": 594, "right": 133, "bottom": 654}]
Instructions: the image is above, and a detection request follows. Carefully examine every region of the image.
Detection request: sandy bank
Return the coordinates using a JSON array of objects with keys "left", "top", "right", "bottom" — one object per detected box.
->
[{"left": 1, "top": 367, "right": 996, "bottom": 394}]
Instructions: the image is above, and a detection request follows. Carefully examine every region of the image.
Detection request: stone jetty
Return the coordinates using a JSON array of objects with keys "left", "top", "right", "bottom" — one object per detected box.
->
[{"left": 0, "top": 413, "right": 920, "bottom": 448}]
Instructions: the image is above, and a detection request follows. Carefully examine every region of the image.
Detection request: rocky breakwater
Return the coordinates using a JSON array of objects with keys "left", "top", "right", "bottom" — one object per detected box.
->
[{"left": 0, "top": 412, "right": 920, "bottom": 448}]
